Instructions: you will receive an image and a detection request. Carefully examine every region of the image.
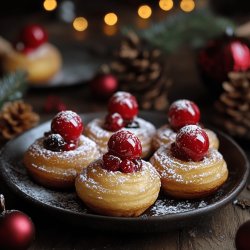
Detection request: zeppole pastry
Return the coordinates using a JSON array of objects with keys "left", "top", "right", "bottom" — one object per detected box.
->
[
  {"left": 24, "top": 110, "right": 100, "bottom": 189},
  {"left": 76, "top": 130, "right": 161, "bottom": 217},
  {"left": 152, "top": 99, "right": 219, "bottom": 151},
  {"left": 85, "top": 91, "right": 156, "bottom": 158},
  {"left": 150, "top": 125, "right": 228, "bottom": 199},
  {"left": 0, "top": 24, "right": 62, "bottom": 84}
]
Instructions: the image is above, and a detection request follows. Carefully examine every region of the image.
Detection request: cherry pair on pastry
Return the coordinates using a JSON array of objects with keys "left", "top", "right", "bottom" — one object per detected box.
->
[
  {"left": 85, "top": 91, "right": 156, "bottom": 158},
  {"left": 150, "top": 125, "right": 228, "bottom": 199},
  {"left": 76, "top": 130, "right": 161, "bottom": 217},
  {"left": 152, "top": 99, "right": 219, "bottom": 151},
  {"left": 0, "top": 24, "right": 62, "bottom": 84},
  {"left": 24, "top": 111, "right": 100, "bottom": 189}
]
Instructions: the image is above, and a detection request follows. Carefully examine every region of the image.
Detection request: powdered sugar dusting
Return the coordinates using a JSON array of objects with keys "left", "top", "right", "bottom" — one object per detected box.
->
[
  {"left": 54, "top": 110, "right": 80, "bottom": 124},
  {"left": 85, "top": 117, "right": 156, "bottom": 156},
  {"left": 27, "top": 135, "right": 98, "bottom": 161},
  {"left": 171, "top": 99, "right": 196, "bottom": 116}
]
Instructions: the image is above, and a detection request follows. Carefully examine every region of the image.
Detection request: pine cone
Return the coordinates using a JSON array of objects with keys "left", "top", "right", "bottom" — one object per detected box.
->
[
  {"left": 214, "top": 71, "right": 250, "bottom": 138},
  {"left": 109, "top": 32, "right": 171, "bottom": 111},
  {"left": 0, "top": 100, "right": 39, "bottom": 140}
]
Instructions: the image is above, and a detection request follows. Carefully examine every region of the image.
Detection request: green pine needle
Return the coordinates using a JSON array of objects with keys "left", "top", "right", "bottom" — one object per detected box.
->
[
  {"left": 0, "top": 71, "right": 28, "bottom": 109},
  {"left": 126, "top": 10, "right": 235, "bottom": 53}
]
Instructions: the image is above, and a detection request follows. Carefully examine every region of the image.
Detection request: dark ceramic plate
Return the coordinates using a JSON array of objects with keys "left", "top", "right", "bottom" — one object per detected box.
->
[{"left": 0, "top": 112, "right": 249, "bottom": 232}]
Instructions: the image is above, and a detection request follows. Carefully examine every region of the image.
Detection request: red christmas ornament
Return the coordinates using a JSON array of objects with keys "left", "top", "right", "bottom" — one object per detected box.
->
[
  {"left": 0, "top": 194, "right": 35, "bottom": 250},
  {"left": 198, "top": 32, "right": 250, "bottom": 96},
  {"left": 235, "top": 220, "right": 250, "bottom": 250},
  {"left": 90, "top": 74, "right": 118, "bottom": 98}
]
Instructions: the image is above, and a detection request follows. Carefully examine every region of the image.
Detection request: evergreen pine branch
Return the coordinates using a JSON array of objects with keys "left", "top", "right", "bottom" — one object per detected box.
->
[
  {"left": 0, "top": 70, "right": 28, "bottom": 109},
  {"left": 124, "top": 10, "right": 235, "bottom": 53}
]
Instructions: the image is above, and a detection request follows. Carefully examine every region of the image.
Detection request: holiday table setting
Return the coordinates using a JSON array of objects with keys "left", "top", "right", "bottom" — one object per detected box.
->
[{"left": 1, "top": 1, "right": 250, "bottom": 249}]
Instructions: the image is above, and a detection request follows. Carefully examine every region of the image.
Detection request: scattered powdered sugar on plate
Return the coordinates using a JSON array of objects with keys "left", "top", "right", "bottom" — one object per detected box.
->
[{"left": 149, "top": 198, "right": 208, "bottom": 216}]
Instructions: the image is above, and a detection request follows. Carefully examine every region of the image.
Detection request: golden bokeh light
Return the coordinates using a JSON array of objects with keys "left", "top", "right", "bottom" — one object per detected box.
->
[
  {"left": 104, "top": 13, "right": 118, "bottom": 26},
  {"left": 138, "top": 5, "right": 152, "bottom": 19},
  {"left": 43, "top": 0, "right": 57, "bottom": 11},
  {"left": 73, "top": 17, "right": 88, "bottom": 31},
  {"left": 180, "top": 0, "right": 195, "bottom": 12},
  {"left": 159, "top": 0, "right": 174, "bottom": 11}
]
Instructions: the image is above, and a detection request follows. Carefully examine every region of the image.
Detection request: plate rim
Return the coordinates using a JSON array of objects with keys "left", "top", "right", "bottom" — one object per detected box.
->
[{"left": 0, "top": 111, "right": 249, "bottom": 223}]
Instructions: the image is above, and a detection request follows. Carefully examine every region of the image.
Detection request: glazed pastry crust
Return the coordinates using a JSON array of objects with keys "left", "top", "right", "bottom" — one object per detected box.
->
[
  {"left": 85, "top": 117, "right": 156, "bottom": 158},
  {"left": 23, "top": 135, "right": 100, "bottom": 188},
  {"left": 150, "top": 145, "right": 228, "bottom": 199},
  {"left": 152, "top": 125, "right": 219, "bottom": 151},
  {"left": 75, "top": 160, "right": 161, "bottom": 217},
  {"left": 1, "top": 43, "right": 62, "bottom": 84}
]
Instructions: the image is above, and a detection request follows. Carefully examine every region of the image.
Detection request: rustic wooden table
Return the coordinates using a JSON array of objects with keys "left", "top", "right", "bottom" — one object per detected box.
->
[{"left": 0, "top": 3, "right": 250, "bottom": 249}]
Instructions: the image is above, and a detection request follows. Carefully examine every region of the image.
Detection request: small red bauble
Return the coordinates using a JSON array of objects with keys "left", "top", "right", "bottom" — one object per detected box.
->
[
  {"left": 90, "top": 74, "right": 118, "bottom": 98},
  {"left": 51, "top": 110, "right": 83, "bottom": 142},
  {"left": 235, "top": 220, "right": 250, "bottom": 250},
  {"left": 168, "top": 99, "right": 200, "bottom": 130},
  {"left": 0, "top": 195, "right": 35, "bottom": 250},
  {"left": 108, "top": 130, "right": 142, "bottom": 160},
  {"left": 174, "top": 125, "right": 209, "bottom": 162},
  {"left": 19, "top": 24, "right": 48, "bottom": 49},
  {"left": 198, "top": 33, "right": 250, "bottom": 95},
  {"left": 102, "top": 153, "right": 122, "bottom": 171},
  {"left": 103, "top": 113, "right": 124, "bottom": 132},
  {"left": 108, "top": 91, "right": 138, "bottom": 121}
]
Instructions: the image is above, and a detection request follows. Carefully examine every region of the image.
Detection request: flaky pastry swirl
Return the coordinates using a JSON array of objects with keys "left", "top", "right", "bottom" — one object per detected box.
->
[
  {"left": 150, "top": 145, "right": 228, "bottom": 199},
  {"left": 85, "top": 117, "right": 156, "bottom": 158},
  {"left": 152, "top": 125, "right": 219, "bottom": 151},
  {"left": 75, "top": 159, "right": 161, "bottom": 217},
  {"left": 24, "top": 135, "right": 100, "bottom": 188}
]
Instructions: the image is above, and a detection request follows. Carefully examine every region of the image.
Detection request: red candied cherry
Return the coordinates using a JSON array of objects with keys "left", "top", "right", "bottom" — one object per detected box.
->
[
  {"left": 51, "top": 110, "right": 83, "bottom": 142},
  {"left": 63, "top": 140, "right": 78, "bottom": 151},
  {"left": 102, "top": 153, "right": 122, "bottom": 171},
  {"left": 108, "top": 130, "right": 142, "bottom": 160},
  {"left": 19, "top": 24, "right": 48, "bottom": 49},
  {"left": 103, "top": 113, "right": 124, "bottom": 132},
  {"left": 174, "top": 125, "right": 209, "bottom": 162},
  {"left": 168, "top": 99, "right": 200, "bottom": 130},
  {"left": 119, "top": 159, "right": 136, "bottom": 173},
  {"left": 108, "top": 91, "right": 138, "bottom": 121}
]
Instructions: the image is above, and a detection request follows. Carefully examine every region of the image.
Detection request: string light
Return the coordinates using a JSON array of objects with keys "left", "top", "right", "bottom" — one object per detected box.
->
[
  {"left": 104, "top": 13, "right": 118, "bottom": 26},
  {"left": 43, "top": 0, "right": 57, "bottom": 11},
  {"left": 138, "top": 5, "right": 152, "bottom": 19},
  {"left": 180, "top": 0, "right": 195, "bottom": 12},
  {"left": 73, "top": 17, "right": 88, "bottom": 31},
  {"left": 159, "top": 0, "right": 174, "bottom": 11}
]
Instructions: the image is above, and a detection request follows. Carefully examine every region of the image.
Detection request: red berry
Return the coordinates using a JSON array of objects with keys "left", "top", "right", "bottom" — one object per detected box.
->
[
  {"left": 63, "top": 140, "right": 78, "bottom": 151},
  {"left": 119, "top": 159, "right": 136, "bottom": 173},
  {"left": 108, "top": 130, "right": 142, "bottom": 160},
  {"left": 102, "top": 153, "right": 122, "bottom": 171},
  {"left": 168, "top": 99, "right": 200, "bottom": 130},
  {"left": 20, "top": 24, "right": 47, "bottom": 49},
  {"left": 175, "top": 125, "right": 209, "bottom": 162},
  {"left": 103, "top": 113, "right": 124, "bottom": 132},
  {"left": 108, "top": 92, "right": 138, "bottom": 121},
  {"left": 51, "top": 111, "right": 83, "bottom": 142}
]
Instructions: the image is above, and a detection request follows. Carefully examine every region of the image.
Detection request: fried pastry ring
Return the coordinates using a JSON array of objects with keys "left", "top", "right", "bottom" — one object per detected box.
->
[
  {"left": 23, "top": 135, "right": 100, "bottom": 188},
  {"left": 150, "top": 145, "right": 228, "bottom": 199},
  {"left": 85, "top": 117, "right": 156, "bottom": 158},
  {"left": 75, "top": 159, "right": 161, "bottom": 217},
  {"left": 152, "top": 125, "right": 219, "bottom": 151}
]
